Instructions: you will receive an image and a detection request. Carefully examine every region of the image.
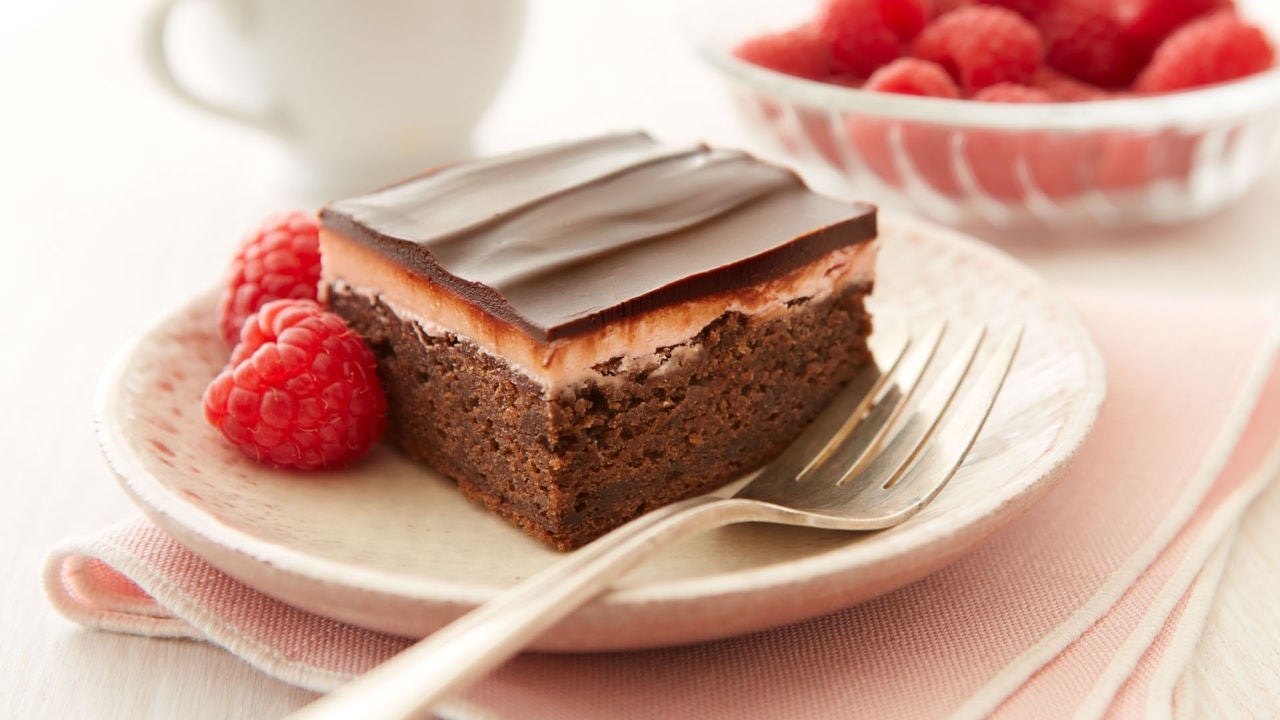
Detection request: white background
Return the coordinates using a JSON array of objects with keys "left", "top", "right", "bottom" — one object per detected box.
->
[{"left": 2, "top": 0, "right": 1278, "bottom": 717}]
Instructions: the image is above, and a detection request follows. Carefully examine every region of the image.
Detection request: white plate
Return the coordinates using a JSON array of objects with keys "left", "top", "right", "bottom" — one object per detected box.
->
[{"left": 96, "top": 211, "right": 1105, "bottom": 651}]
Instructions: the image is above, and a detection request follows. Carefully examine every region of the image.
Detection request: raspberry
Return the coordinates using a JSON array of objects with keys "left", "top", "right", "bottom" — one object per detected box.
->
[
  {"left": 927, "top": 1, "right": 1048, "bottom": 20},
  {"left": 204, "top": 300, "right": 387, "bottom": 470},
  {"left": 831, "top": 28, "right": 904, "bottom": 79},
  {"left": 217, "top": 211, "right": 322, "bottom": 348},
  {"left": 820, "top": 0, "right": 929, "bottom": 41},
  {"left": 1037, "top": 0, "right": 1147, "bottom": 88},
  {"left": 733, "top": 25, "right": 834, "bottom": 80},
  {"left": 864, "top": 58, "right": 962, "bottom": 96},
  {"left": 1032, "top": 66, "right": 1109, "bottom": 101},
  {"left": 978, "top": 0, "right": 1047, "bottom": 21},
  {"left": 1134, "top": 12, "right": 1275, "bottom": 93},
  {"left": 880, "top": 0, "right": 930, "bottom": 38},
  {"left": 926, "top": 0, "right": 971, "bottom": 17},
  {"left": 1118, "top": 0, "right": 1233, "bottom": 51},
  {"left": 819, "top": 0, "right": 924, "bottom": 77},
  {"left": 912, "top": 6, "right": 1044, "bottom": 94},
  {"left": 971, "top": 82, "right": 1052, "bottom": 102}
]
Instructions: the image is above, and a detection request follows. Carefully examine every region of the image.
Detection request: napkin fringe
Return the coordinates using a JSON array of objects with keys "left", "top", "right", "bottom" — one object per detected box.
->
[
  {"left": 43, "top": 526, "right": 201, "bottom": 641},
  {"left": 1082, "top": 438, "right": 1278, "bottom": 720},
  {"left": 41, "top": 523, "right": 506, "bottom": 720},
  {"left": 41, "top": 520, "right": 355, "bottom": 693},
  {"left": 1142, "top": 535, "right": 1234, "bottom": 720},
  {"left": 954, "top": 310, "right": 1280, "bottom": 720}
]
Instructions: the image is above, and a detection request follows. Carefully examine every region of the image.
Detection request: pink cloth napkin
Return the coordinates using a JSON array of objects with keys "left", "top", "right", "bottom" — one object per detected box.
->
[{"left": 44, "top": 291, "right": 1280, "bottom": 720}]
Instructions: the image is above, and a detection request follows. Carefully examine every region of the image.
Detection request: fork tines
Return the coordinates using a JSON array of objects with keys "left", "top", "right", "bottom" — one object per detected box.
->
[{"left": 737, "top": 322, "right": 1023, "bottom": 527}]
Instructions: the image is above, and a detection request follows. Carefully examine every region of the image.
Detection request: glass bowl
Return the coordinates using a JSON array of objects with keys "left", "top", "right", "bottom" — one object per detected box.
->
[{"left": 696, "top": 0, "right": 1280, "bottom": 230}]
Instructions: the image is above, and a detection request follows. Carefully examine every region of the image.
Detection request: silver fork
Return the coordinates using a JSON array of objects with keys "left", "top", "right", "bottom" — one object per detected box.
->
[{"left": 290, "top": 322, "right": 1023, "bottom": 720}]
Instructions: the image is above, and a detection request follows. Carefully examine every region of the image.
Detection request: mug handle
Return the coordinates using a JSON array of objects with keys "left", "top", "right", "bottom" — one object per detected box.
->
[{"left": 143, "top": 0, "right": 284, "bottom": 133}]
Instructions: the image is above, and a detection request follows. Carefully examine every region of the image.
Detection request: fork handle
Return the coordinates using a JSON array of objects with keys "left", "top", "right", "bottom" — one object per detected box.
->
[{"left": 287, "top": 495, "right": 765, "bottom": 720}]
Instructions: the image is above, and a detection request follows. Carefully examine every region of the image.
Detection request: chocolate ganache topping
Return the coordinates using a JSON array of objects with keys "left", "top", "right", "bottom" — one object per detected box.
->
[{"left": 321, "top": 132, "right": 876, "bottom": 342}]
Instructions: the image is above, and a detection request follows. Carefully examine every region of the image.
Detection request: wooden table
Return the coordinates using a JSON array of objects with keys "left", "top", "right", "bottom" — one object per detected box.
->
[{"left": 3, "top": 1, "right": 1277, "bottom": 717}]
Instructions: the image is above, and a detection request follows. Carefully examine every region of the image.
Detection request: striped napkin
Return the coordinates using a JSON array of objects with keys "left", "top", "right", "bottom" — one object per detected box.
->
[{"left": 44, "top": 291, "right": 1280, "bottom": 719}]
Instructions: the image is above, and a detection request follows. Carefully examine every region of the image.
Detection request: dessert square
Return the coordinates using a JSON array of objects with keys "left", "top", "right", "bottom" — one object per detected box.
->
[{"left": 319, "top": 132, "right": 878, "bottom": 549}]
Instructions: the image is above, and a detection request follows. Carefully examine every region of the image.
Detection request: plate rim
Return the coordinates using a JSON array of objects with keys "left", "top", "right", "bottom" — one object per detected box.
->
[{"left": 95, "top": 210, "right": 1106, "bottom": 620}]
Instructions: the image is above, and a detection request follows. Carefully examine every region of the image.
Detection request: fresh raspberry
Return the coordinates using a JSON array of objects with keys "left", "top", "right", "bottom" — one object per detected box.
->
[
  {"left": 217, "top": 211, "right": 322, "bottom": 348},
  {"left": 831, "top": 28, "right": 904, "bottom": 79},
  {"left": 912, "top": 6, "right": 1044, "bottom": 94},
  {"left": 881, "top": 0, "right": 930, "bottom": 38},
  {"left": 1134, "top": 12, "right": 1275, "bottom": 93},
  {"left": 926, "top": 0, "right": 971, "bottom": 17},
  {"left": 927, "top": 1, "right": 1048, "bottom": 20},
  {"left": 1118, "top": 0, "right": 1234, "bottom": 51},
  {"left": 818, "top": 0, "right": 927, "bottom": 78},
  {"left": 978, "top": 0, "right": 1048, "bottom": 21},
  {"left": 204, "top": 300, "right": 387, "bottom": 470},
  {"left": 971, "top": 82, "right": 1053, "bottom": 102},
  {"left": 1032, "top": 66, "right": 1109, "bottom": 101},
  {"left": 1037, "top": 0, "right": 1147, "bottom": 88},
  {"left": 820, "top": 0, "right": 929, "bottom": 41},
  {"left": 733, "top": 25, "right": 834, "bottom": 80},
  {"left": 864, "top": 58, "right": 962, "bottom": 96}
]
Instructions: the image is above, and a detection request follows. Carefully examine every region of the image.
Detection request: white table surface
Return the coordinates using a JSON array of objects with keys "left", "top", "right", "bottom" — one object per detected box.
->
[{"left": 3, "top": 1, "right": 1278, "bottom": 718}]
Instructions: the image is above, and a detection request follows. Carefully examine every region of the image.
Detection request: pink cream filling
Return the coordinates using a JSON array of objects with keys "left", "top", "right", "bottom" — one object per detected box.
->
[{"left": 320, "top": 230, "right": 877, "bottom": 391}]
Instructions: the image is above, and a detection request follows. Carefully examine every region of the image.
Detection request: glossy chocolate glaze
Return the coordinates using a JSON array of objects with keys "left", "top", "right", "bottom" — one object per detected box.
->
[{"left": 321, "top": 132, "right": 876, "bottom": 341}]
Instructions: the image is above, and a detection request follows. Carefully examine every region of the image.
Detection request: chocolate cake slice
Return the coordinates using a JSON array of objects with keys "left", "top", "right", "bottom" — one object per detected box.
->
[{"left": 319, "top": 132, "right": 878, "bottom": 549}]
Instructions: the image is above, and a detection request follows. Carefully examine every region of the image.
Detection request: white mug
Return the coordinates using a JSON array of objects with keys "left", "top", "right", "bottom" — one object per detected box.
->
[{"left": 145, "top": 0, "right": 524, "bottom": 191}]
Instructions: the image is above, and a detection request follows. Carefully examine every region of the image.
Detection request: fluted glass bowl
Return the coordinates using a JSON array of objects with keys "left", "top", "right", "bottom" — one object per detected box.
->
[{"left": 696, "top": 0, "right": 1280, "bottom": 229}]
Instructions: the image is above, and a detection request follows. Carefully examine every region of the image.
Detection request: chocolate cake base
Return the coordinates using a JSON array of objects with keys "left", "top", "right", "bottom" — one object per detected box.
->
[{"left": 330, "top": 286, "right": 874, "bottom": 550}]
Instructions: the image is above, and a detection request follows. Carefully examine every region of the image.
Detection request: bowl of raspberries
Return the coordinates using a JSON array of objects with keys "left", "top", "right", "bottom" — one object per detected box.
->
[{"left": 702, "top": 0, "right": 1280, "bottom": 229}]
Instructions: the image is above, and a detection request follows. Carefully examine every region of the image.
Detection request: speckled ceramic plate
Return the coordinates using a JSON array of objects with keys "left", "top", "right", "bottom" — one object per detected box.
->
[{"left": 95, "top": 211, "right": 1105, "bottom": 651}]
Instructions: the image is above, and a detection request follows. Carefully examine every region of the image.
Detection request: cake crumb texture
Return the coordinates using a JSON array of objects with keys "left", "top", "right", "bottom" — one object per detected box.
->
[{"left": 330, "top": 284, "right": 873, "bottom": 550}]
